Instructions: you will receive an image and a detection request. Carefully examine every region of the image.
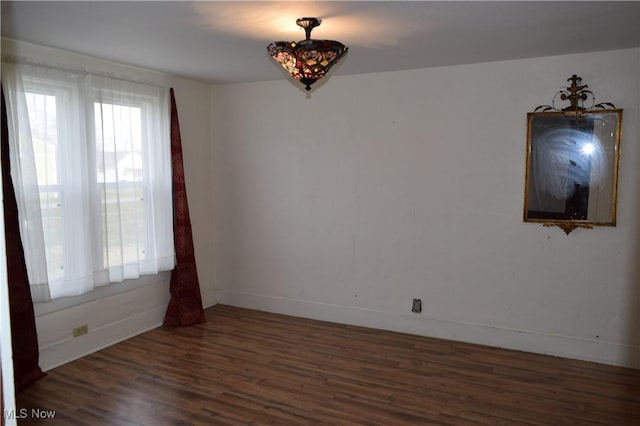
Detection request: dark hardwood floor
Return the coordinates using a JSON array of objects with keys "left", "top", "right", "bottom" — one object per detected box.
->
[{"left": 16, "top": 305, "right": 640, "bottom": 425}]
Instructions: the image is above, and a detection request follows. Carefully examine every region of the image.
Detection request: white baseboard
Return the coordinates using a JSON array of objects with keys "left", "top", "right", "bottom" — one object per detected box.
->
[
  {"left": 202, "top": 289, "right": 217, "bottom": 309},
  {"left": 39, "top": 305, "right": 166, "bottom": 371},
  {"left": 216, "top": 289, "right": 640, "bottom": 369}
]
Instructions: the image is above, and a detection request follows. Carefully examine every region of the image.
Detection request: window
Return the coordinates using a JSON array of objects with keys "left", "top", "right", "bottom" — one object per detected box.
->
[
  {"left": 94, "top": 101, "right": 148, "bottom": 269},
  {"left": 25, "top": 90, "right": 65, "bottom": 282},
  {"left": 5, "top": 63, "right": 174, "bottom": 300}
]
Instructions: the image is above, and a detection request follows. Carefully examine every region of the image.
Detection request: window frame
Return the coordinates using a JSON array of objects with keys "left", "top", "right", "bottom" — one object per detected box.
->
[{"left": 22, "top": 72, "right": 172, "bottom": 298}]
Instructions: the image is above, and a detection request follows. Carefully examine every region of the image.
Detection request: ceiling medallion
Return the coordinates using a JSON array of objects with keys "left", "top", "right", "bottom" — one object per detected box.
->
[{"left": 267, "top": 17, "right": 348, "bottom": 91}]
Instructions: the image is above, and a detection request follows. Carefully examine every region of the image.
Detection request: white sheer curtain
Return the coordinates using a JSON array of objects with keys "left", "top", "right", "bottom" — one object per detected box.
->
[
  {"left": 2, "top": 63, "right": 51, "bottom": 302},
  {"left": 1, "top": 61, "right": 174, "bottom": 300},
  {"left": 89, "top": 75, "right": 175, "bottom": 286}
]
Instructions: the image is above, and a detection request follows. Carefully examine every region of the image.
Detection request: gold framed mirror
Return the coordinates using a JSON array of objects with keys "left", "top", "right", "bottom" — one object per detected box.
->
[{"left": 524, "top": 75, "right": 623, "bottom": 234}]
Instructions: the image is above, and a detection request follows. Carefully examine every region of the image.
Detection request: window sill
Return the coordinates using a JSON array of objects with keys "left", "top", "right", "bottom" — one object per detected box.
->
[{"left": 33, "top": 271, "right": 171, "bottom": 317}]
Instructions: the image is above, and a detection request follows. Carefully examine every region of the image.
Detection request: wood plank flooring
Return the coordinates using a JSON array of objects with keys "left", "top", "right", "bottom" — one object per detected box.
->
[{"left": 16, "top": 305, "right": 640, "bottom": 425}]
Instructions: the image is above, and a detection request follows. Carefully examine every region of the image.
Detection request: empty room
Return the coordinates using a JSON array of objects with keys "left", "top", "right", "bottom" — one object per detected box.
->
[{"left": 1, "top": 1, "right": 639, "bottom": 425}]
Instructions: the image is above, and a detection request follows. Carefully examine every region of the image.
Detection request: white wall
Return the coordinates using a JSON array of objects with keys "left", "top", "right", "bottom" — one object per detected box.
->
[
  {"left": 212, "top": 48, "right": 640, "bottom": 368},
  {"left": 2, "top": 39, "right": 216, "bottom": 370}
]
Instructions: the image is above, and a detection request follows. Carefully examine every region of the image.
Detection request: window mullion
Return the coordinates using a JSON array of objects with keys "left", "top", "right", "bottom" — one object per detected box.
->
[{"left": 89, "top": 95, "right": 108, "bottom": 279}]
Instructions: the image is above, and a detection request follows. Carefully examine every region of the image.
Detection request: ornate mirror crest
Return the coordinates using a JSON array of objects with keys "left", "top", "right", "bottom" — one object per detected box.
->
[{"left": 524, "top": 75, "right": 623, "bottom": 235}]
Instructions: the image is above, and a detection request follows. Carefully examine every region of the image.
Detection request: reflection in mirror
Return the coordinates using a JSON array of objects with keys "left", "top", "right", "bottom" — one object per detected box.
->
[
  {"left": 523, "top": 75, "right": 622, "bottom": 234},
  {"left": 526, "top": 112, "right": 621, "bottom": 223}
]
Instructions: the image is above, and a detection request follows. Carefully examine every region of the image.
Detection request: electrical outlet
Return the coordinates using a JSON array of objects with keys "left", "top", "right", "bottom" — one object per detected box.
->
[
  {"left": 412, "top": 298, "right": 422, "bottom": 313},
  {"left": 72, "top": 324, "right": 88, "bottom": 338}
]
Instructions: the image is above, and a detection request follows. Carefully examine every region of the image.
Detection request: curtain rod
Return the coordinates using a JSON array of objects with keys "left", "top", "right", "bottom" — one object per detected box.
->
[{"left": 1, "top": 54, "right": 169, "bottom": 90}]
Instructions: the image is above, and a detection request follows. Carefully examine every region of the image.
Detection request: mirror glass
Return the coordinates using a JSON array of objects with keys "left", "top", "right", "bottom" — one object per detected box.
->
[{"left": 524, "top": 110, "right": 622, "bottom": 229}]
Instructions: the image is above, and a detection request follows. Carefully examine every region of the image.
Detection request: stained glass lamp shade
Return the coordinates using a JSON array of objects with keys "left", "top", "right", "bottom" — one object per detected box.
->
[{"left": 267, "top": 17, "right": 348, "bottom": 91}]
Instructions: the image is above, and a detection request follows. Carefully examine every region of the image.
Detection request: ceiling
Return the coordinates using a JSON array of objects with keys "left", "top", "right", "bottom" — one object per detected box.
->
[{"left": 2, "top": 1, "right": 640, "bottom": 85}]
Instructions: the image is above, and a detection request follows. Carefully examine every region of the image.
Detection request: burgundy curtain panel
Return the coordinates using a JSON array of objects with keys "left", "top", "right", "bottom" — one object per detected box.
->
[
  {"left": 163, "top": 88, "right": 206, "bottom": 326},
  {"left": 1, "top": 86, "right": 46, "bottom": 392}
]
